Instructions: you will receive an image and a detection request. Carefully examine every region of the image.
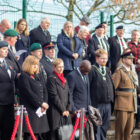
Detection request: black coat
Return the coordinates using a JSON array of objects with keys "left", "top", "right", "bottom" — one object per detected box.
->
[
  {"left": 67, "top": 69, "right": 90, "bottom": 112},
  {"left": 47, "top": 74, "right": 72, "bottom": 130},
  {"left": 30, "top": 26, "right": 51, "bottom": 46},
  {"left": 17, "top": 72, "right": 49, "bottom": 133},
  {"left": 87, "top": 34, "right": 110, "bottom": 66},
  {"left": 0, "top": 58, "right": 16, "bottom": 105},
  {"left": 88, "top": 64, "right": 114, "bottom": 108},
  {"left": 108, "top": 35, "right": 127, "bottom": 73},
  {"left": 7, "top": 48, "right": 21, "bottom": 73},
  {"left": 40, "top": 56, "right": 53, "bottom": 76}
]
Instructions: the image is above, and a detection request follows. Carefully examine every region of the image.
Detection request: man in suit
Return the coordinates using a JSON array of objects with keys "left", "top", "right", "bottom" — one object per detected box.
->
[
  {"left": 4, "top": 29, "right": 21, "bottom": 73},
  {"left": 87, "top": 24, "right": 110, "bottom": 65},
  {"left": 40, "top": 42, "right": 56, "bottom": 76},
  {"left": 112, "top": 50, "right": 136, "bottom": 140},
  {"left": 30, "top": 17, "right": 51, "bottom": 46},
  {"left": 89, "top": 49, "right": 114, "bottom": 140},
  {"left": 109, "top": 25, "right": 128, "bottom": 73},
  {"left": 67, "top": 60, "right": 91, "bottom": 113},
  {"left": 0, "top": 41, "right": 16, "bottom": 140}
]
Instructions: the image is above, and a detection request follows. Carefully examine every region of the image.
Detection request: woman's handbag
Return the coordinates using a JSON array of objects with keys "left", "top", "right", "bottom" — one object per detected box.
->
[{"left": 58, "top": 117, "right": 73, "bottom": 140}]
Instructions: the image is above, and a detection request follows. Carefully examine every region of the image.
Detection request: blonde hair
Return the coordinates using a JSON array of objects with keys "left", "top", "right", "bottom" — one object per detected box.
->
[
  {"left": 95, "top": 49, "right": 108, "bottom": 58},
  {"left": 15, "top": 19, "right": 29, "bottom": 36},
  {"left": 63, "top": 21, "right": 74, "bottom": 37},
  {"left": 22, "top": 55, "right": 39, "bottom": 75},
  {"left": 53, "top": 58, "right": 64, "bottom": 67}
]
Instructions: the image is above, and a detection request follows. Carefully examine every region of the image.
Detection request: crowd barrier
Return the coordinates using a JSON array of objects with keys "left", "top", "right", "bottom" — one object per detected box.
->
[{"left": 11, "top": 106, "right": 87, "bottom": 140}]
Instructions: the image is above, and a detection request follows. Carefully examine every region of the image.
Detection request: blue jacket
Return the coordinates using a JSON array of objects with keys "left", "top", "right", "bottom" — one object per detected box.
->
[
  {"left": 67, "top": 69, "right": 91, "bottom": 112},
  {"left": 57, "top": 30, "right": 83, "bottom": 70}
]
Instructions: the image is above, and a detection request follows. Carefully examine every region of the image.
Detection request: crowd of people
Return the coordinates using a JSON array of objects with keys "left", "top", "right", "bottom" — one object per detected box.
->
[{"left": 0, "top": 16, "right": 139, "bottom": 140}]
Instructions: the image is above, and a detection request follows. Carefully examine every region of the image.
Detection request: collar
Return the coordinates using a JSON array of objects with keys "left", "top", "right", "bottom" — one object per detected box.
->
[
  {"left": 45, "top": 56, "right": 53, "bottom": 62},
  {"left": 40, "top": 25, "right": 47, "bottom": 32},
  {"left": 130, "top": 40, "right": 140, "bottom": 45},
  {"left": 0, "top": 58, "right": 4, "bottom": 63},
  {"left": 122, "top": 64, "right": 130, "bottom": 71}
]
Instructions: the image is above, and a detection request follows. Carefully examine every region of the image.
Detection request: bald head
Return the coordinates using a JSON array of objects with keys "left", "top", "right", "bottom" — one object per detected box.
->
[
  {"left": 0, "top": 19, "right": 11, "bottom": 33},
  {"left": 79, "top": 60, "right": 91, "bottom": 75}
]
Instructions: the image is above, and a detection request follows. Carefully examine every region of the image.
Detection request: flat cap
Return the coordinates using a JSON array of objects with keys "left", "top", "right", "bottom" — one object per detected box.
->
[
  {"left": 4, "top": 29, "right": 18, "bottom": 37},
  {"left": 43, "top": 42, "right": 55, "bottom": 50},
  {"left": 81, "top": 16, "right": 90, "bottom": 24},
  {"left": 0, "top": 41, "right": 8, "bottom": 48},
  {"left": 95, "top": 24, "right": 103, "bottom": 30},
  {"left": 121, "top": 51, "right": 134, "bottom": 59},
  {"left": 29, "top": 43, "right": 42, "bottom": 52},
  {"left": 116, "top": 25, "right": 124, "bottom": 30}
]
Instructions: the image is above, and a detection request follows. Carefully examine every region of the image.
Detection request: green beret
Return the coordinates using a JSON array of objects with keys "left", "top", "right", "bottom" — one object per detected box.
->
[
  {"left": 29, "top": 43, "right": 42, "bottom": 52},
  {"left": 4, "top": 29, "right": 18, "bottom": 37}
]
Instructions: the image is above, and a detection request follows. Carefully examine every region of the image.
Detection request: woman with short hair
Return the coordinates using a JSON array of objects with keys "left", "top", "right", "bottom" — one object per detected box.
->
[
  {"left": 57, "top": 21, "right": 83, "bottom": 77},
  {"left": 47, "top": 58, "right": 72, "bottom": 140},
  {"left": 17, "top": 55, "right": 49, "bottom": 140}
]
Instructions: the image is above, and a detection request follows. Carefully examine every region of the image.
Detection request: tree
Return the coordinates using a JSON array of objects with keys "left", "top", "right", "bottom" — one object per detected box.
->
[{"left": 1, "top": 0, "right": 140, "bottom": 25}]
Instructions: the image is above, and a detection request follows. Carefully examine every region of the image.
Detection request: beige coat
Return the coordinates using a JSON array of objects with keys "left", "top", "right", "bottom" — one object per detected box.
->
[{"left": 112, "top": 65, "right": 135, "bottom": 112}]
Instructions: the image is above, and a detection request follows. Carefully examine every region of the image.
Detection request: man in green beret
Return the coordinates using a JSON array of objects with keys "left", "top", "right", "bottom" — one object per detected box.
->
[{"left": 4, "top": 29, "right": 20, "bottom": 73}]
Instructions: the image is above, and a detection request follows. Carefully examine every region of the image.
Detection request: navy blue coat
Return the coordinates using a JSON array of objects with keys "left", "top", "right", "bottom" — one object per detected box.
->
[
  {"left": 57, "top": 31, "right": 83, "bottom": 70},
  {"left": 67, "top": 69, "right": 90, "bottom": 112}
]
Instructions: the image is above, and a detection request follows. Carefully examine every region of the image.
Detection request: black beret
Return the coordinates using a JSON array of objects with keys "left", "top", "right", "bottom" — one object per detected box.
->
[
  {"left": 121, "top": 51, "right": 134, "bottom": 59},
  {"left": 43, "top": 42, "right": 55, "bottom": 50},
  {"left": 0, "top": 41, "right": 8, "bottom": 48},
  {"left": 116, "top": 25, "right": 124, "bottom": 30},
  {"left": 95, "top": 24, "right": 104, "bottom": 30}
]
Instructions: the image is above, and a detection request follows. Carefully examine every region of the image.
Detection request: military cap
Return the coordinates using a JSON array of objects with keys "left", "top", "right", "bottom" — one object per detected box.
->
[
  {"left": 4, "top": 29, "right": 18, "bottom": 37},
  {"left": 116, "top": 25, "right": 124, "bottom": 30},
  {"left": 29, "top": 43, "right": 42, "bottom": 52},
  {"left": 0, "top": 41, "right": 8, "bottom": 48},
  {"left": 81, "top": 16, "right": 90, "bottom": 24},
  {"left": 121, "top": 51, "right": 134, "bottom": 59},
  {"left": 95, "top": 24, "right": 103, "bottom": 30},
  {"left": 43, "top": 42, "right": 55, "bottom": 50}
]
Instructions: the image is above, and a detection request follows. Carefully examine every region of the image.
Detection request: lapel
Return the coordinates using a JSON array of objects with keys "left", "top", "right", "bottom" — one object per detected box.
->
[
  {"left": 93, "top": 34, "right": 100, "bottom": 49},
  {"left": 38, "top": 26, "right": 47, "bottom": 39},
  {"left": 115, "top": 36, "right": 121, "bottom": 54},
  {"left": 75, "top": 69, "right": 87, "bottom": 88},
  {"left": 54, "top": 74, "right": 66, "bottom": 89}
]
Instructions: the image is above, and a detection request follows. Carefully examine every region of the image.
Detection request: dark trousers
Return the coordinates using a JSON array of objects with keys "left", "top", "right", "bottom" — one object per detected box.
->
[
  {"left": 45, "top": 130, "right": 58, "bottom": 140},
  {"left": 94, "top": 103, "right": 111, "bottom": 140},
  {"left": 0, "top": 105, "right": 14, "bottom": 140}
]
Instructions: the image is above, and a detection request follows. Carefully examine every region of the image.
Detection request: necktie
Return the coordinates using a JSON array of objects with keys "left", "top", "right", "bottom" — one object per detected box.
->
[
  {"left": 101, "top": 67, "right": 105, "bottom": 74},
  {"left": 120, "top": 38, "right": 125, "bottom": 51},
  {"left": 100, "top": 38, "right": 106, "bottom": 50}
]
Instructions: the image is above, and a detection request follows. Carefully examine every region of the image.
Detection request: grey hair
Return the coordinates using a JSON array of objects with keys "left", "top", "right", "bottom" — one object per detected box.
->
[{"left": 78, "top": 26, "right": 89, "bottom": 34}]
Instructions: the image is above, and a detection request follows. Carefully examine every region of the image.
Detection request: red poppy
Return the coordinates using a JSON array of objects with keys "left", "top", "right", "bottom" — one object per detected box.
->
[
  {"left": 9, "top": 66, "right": 13, "bottom": 70},
  {"left": 30, "top": 75, "right": 34, "bottom": 79}
]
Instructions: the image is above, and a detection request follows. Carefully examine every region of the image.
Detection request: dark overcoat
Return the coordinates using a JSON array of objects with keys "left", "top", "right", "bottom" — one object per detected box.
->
[
  {"left": 47, "top": 73, "right": 72, "bottom": 130},
  {"left": 17, "top": 72, "right": 49, "bottom": 133},
  {"left": 30, "top": 25, "right": 51, "bottom": 46},
  {"left": 66, "top": 69, "right": 90, "bottom": 112},
  {"left": 108, "top": 35, "right": 127, "bottom": 73},
  {"left": 40, "top": 56, "right": 53, "bottom": 76}
]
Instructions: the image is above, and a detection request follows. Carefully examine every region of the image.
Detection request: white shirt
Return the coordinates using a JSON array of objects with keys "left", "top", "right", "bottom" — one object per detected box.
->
[{"left": 117, "top": 36, "right": 128, "bottom": 54}]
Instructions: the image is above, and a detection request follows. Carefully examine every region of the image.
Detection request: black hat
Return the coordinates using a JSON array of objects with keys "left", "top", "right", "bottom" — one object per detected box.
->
[
  {"left": 0, "top": 41, "right": 8, "bottom": 48},
  {"left": 95, "top": 24, "right": 103, "bottom": 30},
  {"left": 116, "top": 25, "right": 124, "bottom": 30},
  {"left": 81, "top": 16, "right": 90, "bottom": 24},
  {"left": 121, "top": 51, "right": 134, "bottom": 59},
  {"left": 43, "top": 42, "right": 55, "bottom": 50}
]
